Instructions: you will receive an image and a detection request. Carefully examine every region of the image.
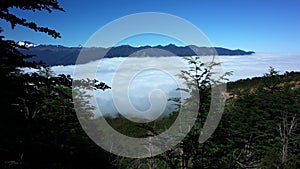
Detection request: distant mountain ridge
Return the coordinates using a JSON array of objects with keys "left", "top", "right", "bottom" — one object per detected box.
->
[{"left": 18, "top": 43, "right": 254, "bottom": 66}]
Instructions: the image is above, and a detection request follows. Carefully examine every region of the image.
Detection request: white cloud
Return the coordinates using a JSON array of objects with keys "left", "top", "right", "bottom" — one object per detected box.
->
[
  {"left": 218, "top": 52, "right": 300, "bottom": 81},
  {"left": 42, "top": 53, "right": 300, "bottom": 118}
]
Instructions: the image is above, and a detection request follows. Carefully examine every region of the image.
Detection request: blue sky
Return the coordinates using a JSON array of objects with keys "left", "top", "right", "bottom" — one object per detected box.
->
[{"left": 1, "top": 0, "right": 300, "bottom": 52}]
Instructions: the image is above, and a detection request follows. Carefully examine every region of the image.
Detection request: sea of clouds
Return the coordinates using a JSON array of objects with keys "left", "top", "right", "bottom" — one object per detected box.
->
[{"left": 28, "top": 53, "right": 300, "bottom": 118}]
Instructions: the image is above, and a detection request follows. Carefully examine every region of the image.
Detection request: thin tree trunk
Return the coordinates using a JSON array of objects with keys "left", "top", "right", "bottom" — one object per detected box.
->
[{"left": 279, "top": 113, "right": 297, "bottom": 165}]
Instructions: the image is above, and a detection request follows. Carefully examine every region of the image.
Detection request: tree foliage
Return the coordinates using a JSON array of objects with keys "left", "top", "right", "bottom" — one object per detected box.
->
[
  {"left": 0, "top": 0, "right": 64, "bottom": 38},
  {"left": 0, "top": 1, "right": 114, "bottom": 168}
]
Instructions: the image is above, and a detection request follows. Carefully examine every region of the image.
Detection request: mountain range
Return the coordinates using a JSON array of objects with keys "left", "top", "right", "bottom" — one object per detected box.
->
[{"left": 18, "top": 42, "right": 255, "bottom": 66}]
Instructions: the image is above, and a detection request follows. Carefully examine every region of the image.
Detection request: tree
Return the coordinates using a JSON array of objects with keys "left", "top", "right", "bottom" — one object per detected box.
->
[
  {"left": 279, "top": 113, "right": 297, "bottom": 167},
  {"left": 174, "top": 56, "right": 229, "bottom": 168},
  {"left": 118, "top": 55, "right": 230, "bottom": 169},
  {"left": 1, "top": 2, "right": 64, "bottom": 167},
  {"left": 0, "top": 1, "right": 113, "bottom": 168}
]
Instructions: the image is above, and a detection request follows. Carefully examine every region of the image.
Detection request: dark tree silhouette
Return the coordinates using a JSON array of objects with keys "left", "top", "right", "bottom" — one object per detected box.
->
[
  {"left": 0, "top": 1, "right": 114, "bottom": 169},
  {"left": 0, "top": 0, "right": 64, "bottom": 38}
]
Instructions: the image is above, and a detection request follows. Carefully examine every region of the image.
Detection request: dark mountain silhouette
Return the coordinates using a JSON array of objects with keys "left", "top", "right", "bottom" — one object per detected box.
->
[{"left": 19, "top": 43, "right": 254, "bottom": 66}]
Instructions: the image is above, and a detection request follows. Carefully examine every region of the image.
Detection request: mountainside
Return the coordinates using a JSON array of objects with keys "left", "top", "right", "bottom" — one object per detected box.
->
[{"left": 18, "top": 43, "right": 254, "bottom": 66}]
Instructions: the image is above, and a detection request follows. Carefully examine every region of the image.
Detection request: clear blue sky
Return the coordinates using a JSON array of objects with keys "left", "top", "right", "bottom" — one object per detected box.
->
[{"left": 1, "top": 0, "right": 300, "bottom": 52}]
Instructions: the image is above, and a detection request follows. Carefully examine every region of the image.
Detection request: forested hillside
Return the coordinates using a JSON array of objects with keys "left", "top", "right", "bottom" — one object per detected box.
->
[{"left": 105, "top": 69, "right": 300, "bottom": 168}]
